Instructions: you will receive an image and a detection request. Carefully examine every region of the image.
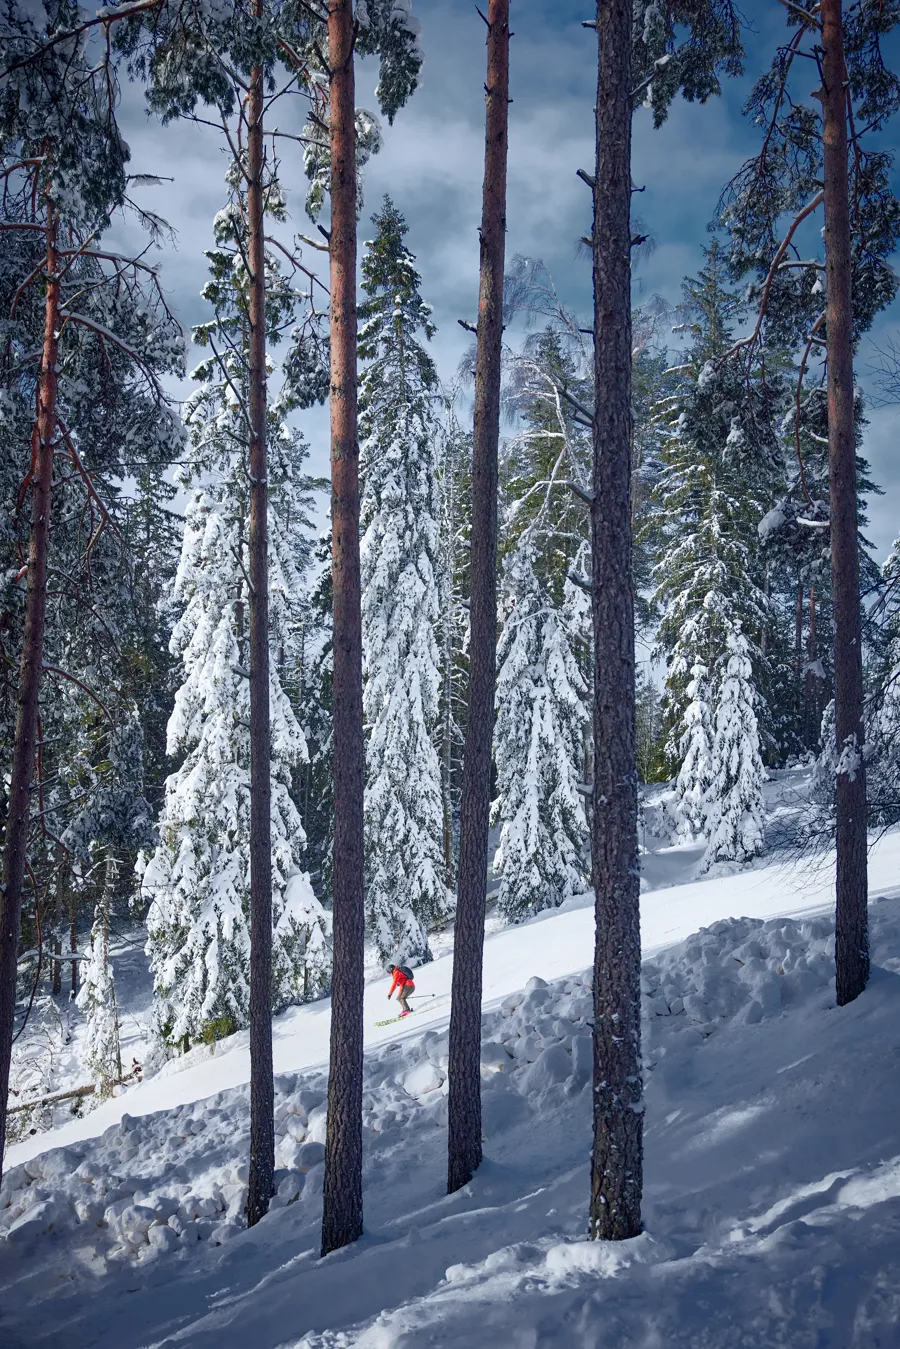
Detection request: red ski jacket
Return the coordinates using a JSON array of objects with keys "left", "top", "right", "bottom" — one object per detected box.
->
[{"left": 388, "top": 968, "right": 414, "bottom": 996}]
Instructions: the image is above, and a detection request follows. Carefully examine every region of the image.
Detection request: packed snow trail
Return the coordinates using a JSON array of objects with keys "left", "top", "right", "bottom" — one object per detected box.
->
[{"left": 7, "top": 828, "right": 900, "bottom": 1170}]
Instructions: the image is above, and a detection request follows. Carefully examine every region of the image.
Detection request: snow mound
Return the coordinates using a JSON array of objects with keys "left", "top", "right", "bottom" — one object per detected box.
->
[
  {"left": 403, "top": 1060, "right": 443, "bottom": 1098},
  {"left": 543, "top": 1229, "right": 671, "bottom": 1279},
  {"left": 758, "top": 503, "right": 787, "bottom": 539},
  {"left": 640, "top": 912, "right": 837, "bottom": 1041},
  {"left": 470, "top": 912, "right": 838, "bottom": 1097}
]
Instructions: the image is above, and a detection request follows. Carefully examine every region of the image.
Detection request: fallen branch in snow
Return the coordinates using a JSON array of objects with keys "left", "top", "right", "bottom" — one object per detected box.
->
[
  {"left": 17, "top": 949, "right": 86, "bottom": 963},
  {"left": 7, "top": 1064, "right": 142, "bottom": 1115}
]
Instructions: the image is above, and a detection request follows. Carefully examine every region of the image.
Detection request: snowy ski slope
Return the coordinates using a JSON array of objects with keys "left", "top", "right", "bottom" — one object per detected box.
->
[
  {"left": 9, "top": 828, "right": 900, "bottom": 1170},
  {"left": 3, "top": 830, "right": 900, "bottom": 1348}
]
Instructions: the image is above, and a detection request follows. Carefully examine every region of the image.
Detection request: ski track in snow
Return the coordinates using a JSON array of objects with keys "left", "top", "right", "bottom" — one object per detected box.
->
[{"left": 1, "top": 827, "right": 899, "bottom": 1347}]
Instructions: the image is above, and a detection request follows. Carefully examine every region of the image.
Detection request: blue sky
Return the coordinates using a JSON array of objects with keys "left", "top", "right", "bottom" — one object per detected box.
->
[{"left": 118, "top": 0, "right": 899, "bottom": 560}]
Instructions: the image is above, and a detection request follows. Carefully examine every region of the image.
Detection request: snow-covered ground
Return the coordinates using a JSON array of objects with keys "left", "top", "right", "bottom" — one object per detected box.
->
[
  {"left": 9, "top": 814, "right": 897, "bottom": 1166},
  {"left": 4, "top": 768, "right": 812, "bottom": 1144},
  {"left": 6, "top": 926, "right": 156, "bottom": 1148},
  {"left": 2, "top": 826, "right": 900, "bottom": 1348}
]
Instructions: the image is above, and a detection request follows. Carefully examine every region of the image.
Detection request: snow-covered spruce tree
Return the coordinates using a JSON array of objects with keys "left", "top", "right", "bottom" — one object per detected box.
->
[
  {"left": 76, "top": 855, "right": 123, "bottom": 1089},
  {"left": 57, "top": 701, "right": 154, "bottom": 933},
  {"left": 143, "top": 189, "right": 329, "bottom": 1048},
  {"left": 492, "top": 537, "right": 588, "bottom": 921},
  {"left": 493, "top": 273, "right": 597, "bottom": 836},
  {"left": 435, "top": 392, "right": 472, "bottom": 885},
  {"left": 562, "top": 538, "right": 594, "bottom": 811},
  {"left": 635, "top": 667, "right": 667, "bottom": 785},
  {"left": 498, "top": 260, "right": 672, "bottom": 621},
  {"left": 752, "top": 357, "right": 883, "bottom": 765},
  {"left": 500, "top": 323, "right": 591, "bottom": 605},
  {"left": 702, "top": 625, "right": 766, "bottom": 870},
  {"left": 631, "top": 341, "right": 681, "bottom": 622},
  {"left": 144, "top": 411, "right": 329, "bottom": 1044},
  {"left": 121, "top": 462, "right": 183, "bottom": 820},
  {"left": 651, "top": 244, "right": 776, "bottom": 833},
  {"left": 673, "top": 663, "right": 715, "bottom": 838},
  {"left": 358, "top": 197, "right": 449, "bottom": 963}
]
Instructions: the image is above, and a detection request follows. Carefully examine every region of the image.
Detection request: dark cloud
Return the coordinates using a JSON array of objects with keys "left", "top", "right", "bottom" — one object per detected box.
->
[{"left": 112, "top": 0, "right": 898, "bottom": 555}]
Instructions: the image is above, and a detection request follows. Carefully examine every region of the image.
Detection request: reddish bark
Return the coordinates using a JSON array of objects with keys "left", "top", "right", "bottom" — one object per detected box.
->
[{"left": 0, "top": 206, "right": 59, "bottom": 1180}]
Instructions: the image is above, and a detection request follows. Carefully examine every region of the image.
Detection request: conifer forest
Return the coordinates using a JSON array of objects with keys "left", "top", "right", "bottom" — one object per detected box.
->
[{"left": 2, "top": 3, "right": 900, "bottom": 1345}]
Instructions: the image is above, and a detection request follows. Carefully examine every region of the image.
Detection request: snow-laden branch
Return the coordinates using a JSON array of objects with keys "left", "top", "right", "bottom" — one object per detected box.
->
[
  {"left": 1, "top": 0, "right": 163, "bottom": 79},
  {"left": 725, "top": 192, "right": 825, "bottom": 363}
]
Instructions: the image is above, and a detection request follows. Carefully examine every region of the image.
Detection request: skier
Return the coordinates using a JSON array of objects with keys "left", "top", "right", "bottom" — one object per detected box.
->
[{"left": 386, "top": 963, "right": 416, "bottom": 1017}]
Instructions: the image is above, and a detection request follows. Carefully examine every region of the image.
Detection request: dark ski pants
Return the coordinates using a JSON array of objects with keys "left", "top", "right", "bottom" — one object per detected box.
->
[{"left": 398, "top": 984, "right": 415, "bottom": 1013}]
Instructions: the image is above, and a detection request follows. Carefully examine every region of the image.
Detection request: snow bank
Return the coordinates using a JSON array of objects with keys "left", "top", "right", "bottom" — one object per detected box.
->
[{"left": 640, "top": 911, "right": 837, "bottom": 1038}]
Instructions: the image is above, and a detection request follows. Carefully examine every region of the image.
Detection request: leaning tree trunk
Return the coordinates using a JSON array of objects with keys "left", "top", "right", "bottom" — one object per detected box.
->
[
  {"left": 0, "top": 205, "right": 59, "bottom": 1181},
  {"left": 821, "top": 0, "right": 868, "bottom": 1006},
  {"left": 588, "top": 0, "right": 643, "bottom": 1241},
  {"left": 321, "top": 0, "right": 366, "bottom": 1257},
  {"left": 245, "top": 45, "right": 275, "bottom": 1229},
  {"left": 446, "top": 0, "right": 510, "bottom": 1198}
]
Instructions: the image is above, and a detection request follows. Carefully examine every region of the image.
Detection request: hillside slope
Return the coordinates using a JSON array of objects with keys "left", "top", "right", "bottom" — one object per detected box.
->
[
  {"left": 1, "top": 831, "right": 899, "bottom": 1347},
  {"left": 8, "top": 828, "right": 900, "bottom": 1171}
]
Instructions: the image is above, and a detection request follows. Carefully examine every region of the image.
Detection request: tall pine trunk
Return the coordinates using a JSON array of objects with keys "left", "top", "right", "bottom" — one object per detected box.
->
[
  {"left": 446, "top": 0, "right": 510, "bottom": 1197},
  {"left": 821, "top": 0, "right": 868, "bottom": 1006},
  {"left": 321, "top": 0, "right": 365, "bottom": 1256},
  {"left": 245, "top": 46, "right": 275, "bottom": 1228},
  {"left": 588, "top": 0, "right": 643, "bottom": 1241},
  {"left": 0, "top": 205, "right": 59, "bottom": 1180}
]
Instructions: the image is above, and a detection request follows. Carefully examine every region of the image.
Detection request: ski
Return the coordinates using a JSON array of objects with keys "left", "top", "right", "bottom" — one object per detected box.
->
[
  {"left": 374, "top": 1010, "right": 416, "bottom": 1027},
  {"left": 373, "top": 995, "right": 445, "bottom": 1028}
]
